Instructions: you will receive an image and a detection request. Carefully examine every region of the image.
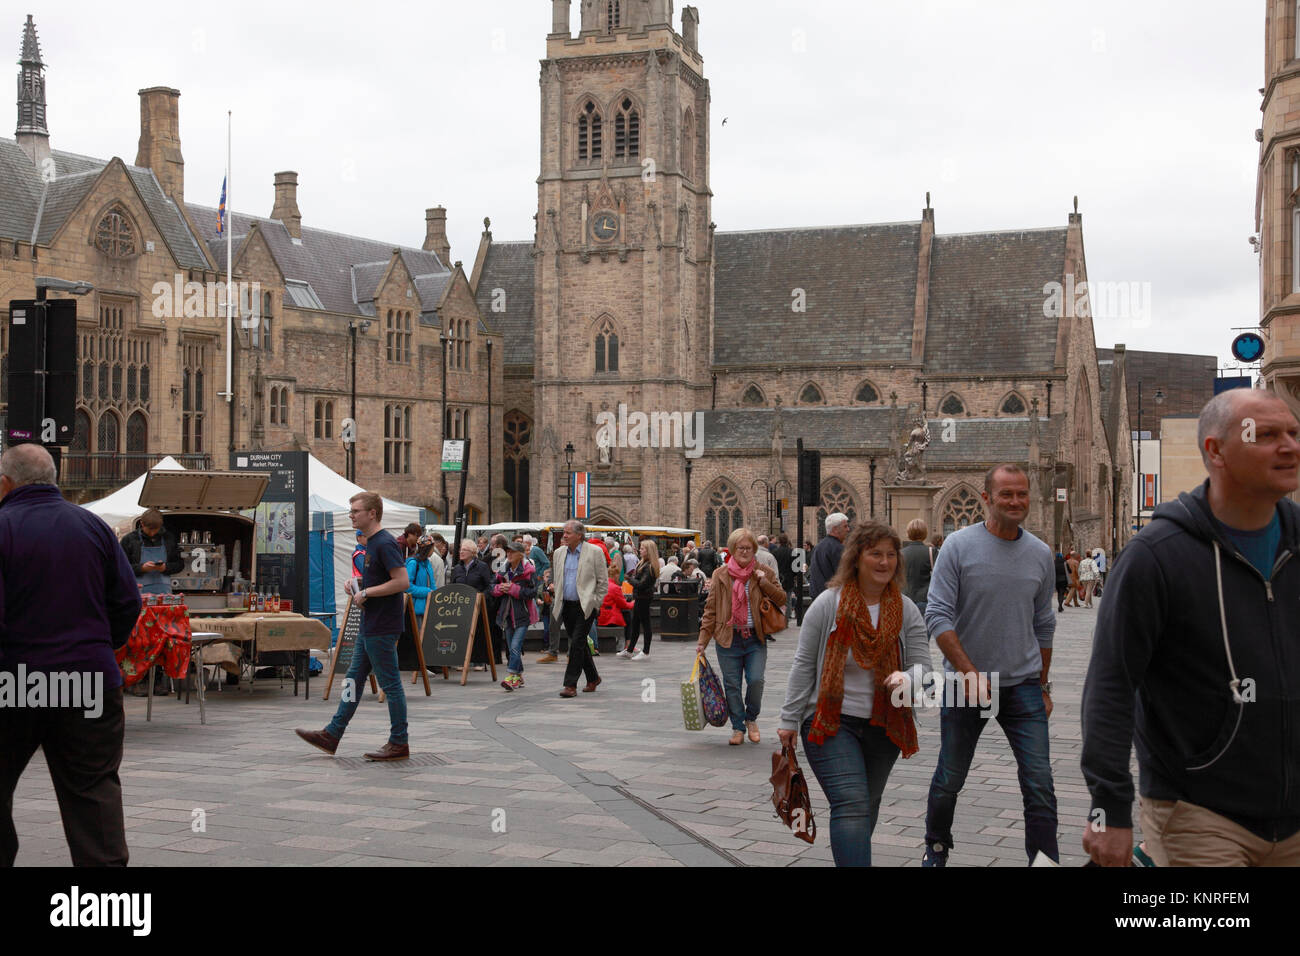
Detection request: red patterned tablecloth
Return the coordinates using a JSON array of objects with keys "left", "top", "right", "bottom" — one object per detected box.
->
[{"left": 116, "top": 604, "right": 193, "bottom": 687}]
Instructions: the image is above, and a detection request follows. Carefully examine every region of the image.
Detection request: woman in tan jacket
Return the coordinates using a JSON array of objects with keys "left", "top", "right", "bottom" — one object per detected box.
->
[{"left": 696, "top": 527, "right": 787, "bottom": 745}]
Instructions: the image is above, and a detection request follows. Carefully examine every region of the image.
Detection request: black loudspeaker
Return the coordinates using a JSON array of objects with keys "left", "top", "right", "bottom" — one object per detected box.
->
[
  {"left": 798, "top": 449, "right": 821, "bottom": 508},
  {"left": 6, "top": 298, "right": 77, "bottom": 444},
  {"left": 44, "top": 299, "right": 77, "bottom": 445},
  {"left": 7, "top": 299, "right": 40, "bottom": 441}
]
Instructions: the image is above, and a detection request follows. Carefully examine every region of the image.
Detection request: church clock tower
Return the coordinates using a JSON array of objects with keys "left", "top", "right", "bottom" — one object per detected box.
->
[{"left": 534, "top": 0, "right": 712, "bottom": 523}]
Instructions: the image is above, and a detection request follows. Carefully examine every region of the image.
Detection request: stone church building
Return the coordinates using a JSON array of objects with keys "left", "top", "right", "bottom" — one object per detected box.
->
[
  {"left": 1, "top": 6, "right": 1133, "bottom": 552},
  {"left": 473, "top": 0, "right": 1133, "bottom": 552}
]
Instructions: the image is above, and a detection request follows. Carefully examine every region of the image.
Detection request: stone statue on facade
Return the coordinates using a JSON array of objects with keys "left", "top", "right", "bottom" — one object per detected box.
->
[{"left": 895, "top": 416, "right": 931, "bottom": 482}]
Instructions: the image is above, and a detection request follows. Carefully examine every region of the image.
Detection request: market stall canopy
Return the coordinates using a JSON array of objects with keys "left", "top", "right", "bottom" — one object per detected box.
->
[{"left": 138, "top": 469, "right": 269, "bottom": 513}]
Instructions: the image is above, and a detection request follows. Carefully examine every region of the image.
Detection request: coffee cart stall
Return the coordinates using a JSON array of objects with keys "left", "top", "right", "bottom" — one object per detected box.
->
[{"left": 135, "top": 467, "right": 330, "bottom": 696}]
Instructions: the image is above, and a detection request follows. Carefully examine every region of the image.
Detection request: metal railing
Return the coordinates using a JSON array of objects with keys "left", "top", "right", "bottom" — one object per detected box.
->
[{"left": 62, "top": 452, "right": 212, "bottom": 487}]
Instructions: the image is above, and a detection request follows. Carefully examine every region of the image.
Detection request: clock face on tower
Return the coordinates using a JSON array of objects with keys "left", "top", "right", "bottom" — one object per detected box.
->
[{"left": 591, "top": 211, "right": 619, "bottom": 243}]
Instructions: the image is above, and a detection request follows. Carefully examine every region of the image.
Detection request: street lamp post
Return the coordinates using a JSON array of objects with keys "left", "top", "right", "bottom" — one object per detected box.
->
[
  {"left": 564, "top": 442, "right": 575, "bottom": 519},
  {"left": 486, "top": 338, "right": 493, "bottom": 524},
  {"left": 1135, "top": 380, "right": 1165, "bottom": 531},
  {"left": 869, "top": 457, "right": 877, "bottom": 517},
  {"left": 346, "top": 319, "right": 369, "bottom": 482},
  {"left": 440, "top": 329, "right": 449, "bottom": 522},
  {"left": 684, "top": 456, "right": 693, "bottom": 528}
]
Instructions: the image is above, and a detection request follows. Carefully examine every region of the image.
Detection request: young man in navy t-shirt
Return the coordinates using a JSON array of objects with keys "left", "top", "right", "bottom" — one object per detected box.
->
[{"left": 296, "top": 492, "right": 411, "bottom": 760}]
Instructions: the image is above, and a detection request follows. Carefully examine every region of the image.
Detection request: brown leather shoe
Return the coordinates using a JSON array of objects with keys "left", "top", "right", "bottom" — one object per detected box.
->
[
  {"left": 746, "top": 720, "right": 761, "bottom": 743},
  {"left": 536, "top": 652, "right": 559, "bottom": 664},
  {"left": 296, "top": 728, "right": 339, "bottom": 755},
  {"left": 559, "top": 686, "right": 578, "bottom": 698},
  {"left": 583, "top": 677, "right": 602, "bottom": 693},
  {"left": 363, "top": 741, "right": 410, "bottom": 761}
]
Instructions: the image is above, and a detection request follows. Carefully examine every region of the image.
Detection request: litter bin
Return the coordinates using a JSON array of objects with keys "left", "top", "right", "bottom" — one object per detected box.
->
[{"left": 657, "top": 581, "right": 701, "bottom": 640}]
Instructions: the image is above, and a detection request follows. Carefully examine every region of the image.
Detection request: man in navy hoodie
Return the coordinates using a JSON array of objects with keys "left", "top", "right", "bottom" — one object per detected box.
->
[
  {"left": 1082, "top": 388, "right": 1300, "bottom": 866},
  {"left": 0, "top": 443, "right": 141, "bottom": 866}
]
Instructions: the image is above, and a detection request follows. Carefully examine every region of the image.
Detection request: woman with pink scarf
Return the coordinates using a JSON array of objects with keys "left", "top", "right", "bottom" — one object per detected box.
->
[{"left": 696, "top": 528, "right": 788, "bottom": 745}]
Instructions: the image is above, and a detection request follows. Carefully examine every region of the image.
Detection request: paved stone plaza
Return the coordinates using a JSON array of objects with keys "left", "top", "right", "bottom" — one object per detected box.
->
[{"left": 13, "top": 600, "right": 1130, "bottom": 867}]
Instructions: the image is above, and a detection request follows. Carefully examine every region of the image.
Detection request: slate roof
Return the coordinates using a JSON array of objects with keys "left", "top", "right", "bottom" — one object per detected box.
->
[
  {"left": 1096, "top": 347, "right": 1216, "bottom": 439},
  {"left": 474, "top": 241, "right": 535, "bottom": 366},
  {"left": 0, "top": 137, "right": 211, "bottom": 270},
  {"left": 712, "top": 223, "right": 921, "bottom": 368},
  {"left": 698, "top": 407, "right": 1059, "bottom": 466},
  {"left": 187, "top": 203, "right": 452, "bottom": 320},
  {"left": 923, "top": 229, "right": 1067, "bottom": 376}
]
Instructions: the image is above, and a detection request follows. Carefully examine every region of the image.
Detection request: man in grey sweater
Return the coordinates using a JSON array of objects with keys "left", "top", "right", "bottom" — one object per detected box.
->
[{"left": 922, "top": 464, "right": 1058, "bottom": 866}]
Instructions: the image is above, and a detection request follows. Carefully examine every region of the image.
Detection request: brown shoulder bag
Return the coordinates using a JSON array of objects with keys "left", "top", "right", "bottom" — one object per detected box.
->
[{"left": 769, "top": 744, "right": 817, "bottom": 844}]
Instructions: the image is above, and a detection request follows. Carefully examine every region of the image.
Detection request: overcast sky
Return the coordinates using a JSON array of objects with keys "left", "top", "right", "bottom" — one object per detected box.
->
[{"left": 23, "top": 0, "right": 1261, "bottom": 370}]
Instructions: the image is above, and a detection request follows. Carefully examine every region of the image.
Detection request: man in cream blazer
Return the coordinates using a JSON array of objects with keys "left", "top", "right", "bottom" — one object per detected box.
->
[{"left": 551, "top": 520, "right": 607, "bottom": 697}]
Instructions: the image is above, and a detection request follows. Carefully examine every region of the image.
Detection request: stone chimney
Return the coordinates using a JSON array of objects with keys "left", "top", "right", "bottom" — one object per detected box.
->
[
  {"left": 135, "top": 87, "right": 184, "bottom": 202},
  {"left": 424, "top": 206, "right": 450, "bottom": 264},
  {"left": 271, "top": 171, "right": 302, "bottom": 239}
]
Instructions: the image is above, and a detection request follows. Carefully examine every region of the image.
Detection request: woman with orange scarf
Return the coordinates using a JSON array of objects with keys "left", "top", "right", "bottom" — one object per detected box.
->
[
  {"left": 778, "top": 521, "right": 933, "bottom": 866},
  {"left": 697, "top": 527, "right": 787, "bottom": 745}
]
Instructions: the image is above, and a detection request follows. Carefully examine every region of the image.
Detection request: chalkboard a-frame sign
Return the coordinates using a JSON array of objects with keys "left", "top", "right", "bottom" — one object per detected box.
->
[
  {"left": 323, "top": 597, "right": 377, "bottom": 700},
  {"left": 420, "top": 584, "right": 496, "bottom": 686},
  {"left": 325, "top": 595, "right": 432, "bottom": 699}
]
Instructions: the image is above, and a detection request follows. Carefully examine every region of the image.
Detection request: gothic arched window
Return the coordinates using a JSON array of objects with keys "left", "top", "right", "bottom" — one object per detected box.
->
[
  {"left": 503, "top": 410, "right": 532, "bottom": 521},
  {"left": 682, "top": 109, "right": 695, "bottom": 181},
  {"left": 615, "top": 97, "right": 640, "bottom": 160},
  {"left": 741, "top": 384, "right": 765, "bottom": 406},
  {"left": 855, "top": 381, "right": 880, "bottom": 404},
  {"left": 705, "top": 481, "right": 744, "bottom": 547},
  {"left": 93, "top": 206, "right": 136, "bottom": 258},
  {"left": 96, "top": 410, "right": 120, "bottom": 481},
  {"left": 595, "top": 317, "right": 618, "bottom": 373},
  {"left": 1000, "top": 392, "right": 1026, "bottom": 415},
  {"left": 126, "top": 411, "right": 147, "bottom": 453},
  {"left": 578, "top": 100, "right": 603, "bottom": 163},
  {"left": 942, "top": 487, "right": 985, "bottom": 535},
  {"left": 816, "top": 479, "right": 859, "bottom": 532},
  {"left": 940, "top": 393, "right": 966, "bottom": 416},
  {"left": 607, "top": 0, "right": 621, "bottom": 31},
  {"left": 799, "top": 382, "right": 824, "bottom": 405}
]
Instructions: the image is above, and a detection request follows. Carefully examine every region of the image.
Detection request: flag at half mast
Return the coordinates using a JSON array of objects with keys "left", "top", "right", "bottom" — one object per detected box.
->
[{"left": 217, "top": 176, "right": 227, "bottom": 235}]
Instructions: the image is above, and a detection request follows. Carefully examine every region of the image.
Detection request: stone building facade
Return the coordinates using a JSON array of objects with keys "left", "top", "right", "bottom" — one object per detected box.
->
[
  {"left": 1258, "top": 0, "right": 1300, "bottom": 423},
  {"left": 473, "top": 1, "right": 1133, "bottom": 553},
  {"left": 0, "top": 16, "right": 501, "bottom": 518}
]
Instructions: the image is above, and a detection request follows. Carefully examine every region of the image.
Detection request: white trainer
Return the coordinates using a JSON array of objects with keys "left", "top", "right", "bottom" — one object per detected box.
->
[
  {"left": 631, "top": 650, "right": 648, "bottom": 661},
  {"left": 615, "top": 649, "right": 630, "bottom": 659}
]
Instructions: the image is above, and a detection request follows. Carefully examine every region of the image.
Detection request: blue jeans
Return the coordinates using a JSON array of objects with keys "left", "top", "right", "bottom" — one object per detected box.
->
[
  {"left": 541, "top": 610, "right": 551, "bottom": 649},
  {"left": 800, "top": 714, "right": 900, "bottom": 867},
  {"left": 715, "top": 634, "right": 766, "bottom": 732},
  {"left": 924, "top": 680, "right": 1057, "bottom": 863},
  {"left": 325, "top": 632, "right": 408, "bottom": 745},
  {"left": 505, "top": 624, "right": 528, "bottom": 675}
]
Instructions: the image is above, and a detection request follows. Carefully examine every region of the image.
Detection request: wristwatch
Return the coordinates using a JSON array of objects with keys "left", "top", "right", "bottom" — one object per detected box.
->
[
  {"left": 1041, "top": 681, "right": 1053, "bottom": 695},
  {"left": 359, "top": 588, "right": 367, "bottom": 601}
]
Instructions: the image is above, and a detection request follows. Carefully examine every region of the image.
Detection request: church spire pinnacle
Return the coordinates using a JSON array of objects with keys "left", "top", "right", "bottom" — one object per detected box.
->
[
  {"left": 16, "top": 14, "right": 50, "bottom": 163},
  {"left": 19, "top": 14, "right": 42, "bottom": 66}
]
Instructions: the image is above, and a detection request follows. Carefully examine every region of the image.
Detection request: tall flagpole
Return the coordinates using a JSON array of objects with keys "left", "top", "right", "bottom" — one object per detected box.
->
[{"left": 225, "top": 110, "right": 233, "bottom": 405}]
